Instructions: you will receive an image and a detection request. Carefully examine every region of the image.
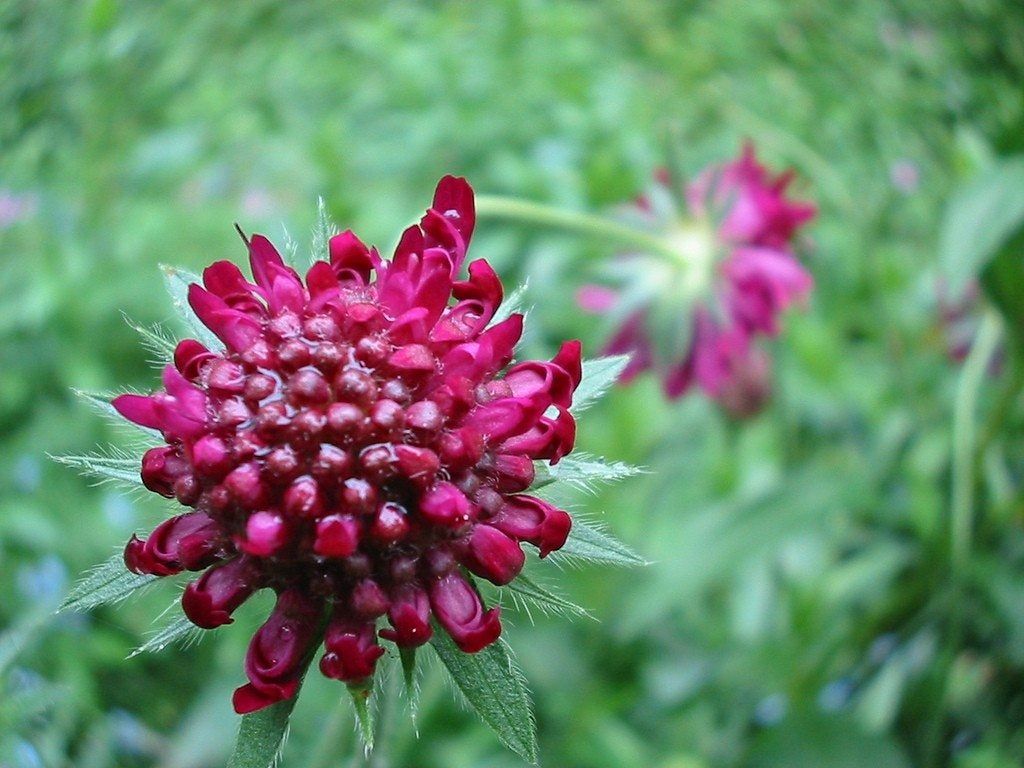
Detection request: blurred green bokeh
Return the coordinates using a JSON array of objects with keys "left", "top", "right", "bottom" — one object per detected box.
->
[{"left": 2, "top": 1, "right": 1024, "bottom": 766}]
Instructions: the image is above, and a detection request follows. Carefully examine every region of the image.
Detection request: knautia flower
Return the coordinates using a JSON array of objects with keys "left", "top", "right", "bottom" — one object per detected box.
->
[
  {"left": 578, "top": 144, "right": 816, "bottom": 405},
  {"left": 108, "top": 177, "right": 583, "bottom": 715}
]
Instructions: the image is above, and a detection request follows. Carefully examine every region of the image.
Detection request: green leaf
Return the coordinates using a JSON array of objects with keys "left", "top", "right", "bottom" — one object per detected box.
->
[
  {"left": 490, "top": 281, "right": 530, "bottom": 327},
  {"left": 545, "top": 453, "right": 644, "bottom": 494},
  {"left": 348, "top": 683, "right": 375, "bottom": 752},
  {"left": 129, "top": 614, "right": 202, "bottom": 658},
  {"left": 571, "top": 355, "right": 631, "bottom": 413},
  {"left": 554, "top": 518, "right": 647, "bottom": 567},
  {"left": 51, "top": 447, "right": 141, "bottom": 488},
  {"left": 430, "top": 631, "right": 538, "bottom": 764},
  {"left": 310, "top": 195, "right": 337, "bottom": 268},
  {"left": 399, "top": 646, "right": 421, "bottom": 725},
  {"left": 227, "top": 696, "right": 298, "bottom": 768},
  {"left": 160, "top": 264, "right": 222, "bottom": 350},
  {"left": 939, "top": 156, "right": 1024, "bottom": 294},
  {"left": 122, "top": 312, "right": 178, "bottom": 362},
  {"left": 503, "top": 573, "right": 594, "bottom": 620},
  {"left": 59, "top": 554, "right": 157, "bottom": 614}
]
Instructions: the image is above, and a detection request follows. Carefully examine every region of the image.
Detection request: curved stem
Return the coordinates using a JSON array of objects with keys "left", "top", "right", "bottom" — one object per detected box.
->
[
  {"left": 975, "top": 352, "right": 1024, "bottom": 463},
  {"left": 950, "top": 308, "right": 1002, "bottom": 573},
  {"left": 474, "top": 195, "right": 686, "bottom": 265}
]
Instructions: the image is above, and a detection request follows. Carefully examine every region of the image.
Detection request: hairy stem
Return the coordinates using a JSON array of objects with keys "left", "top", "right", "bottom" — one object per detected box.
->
[
  {"left": 474, "top": 195, "right": 686, "bottom": 265},
  {"left": 950, "top": 308, "right": 1002, "bottom": 573}
]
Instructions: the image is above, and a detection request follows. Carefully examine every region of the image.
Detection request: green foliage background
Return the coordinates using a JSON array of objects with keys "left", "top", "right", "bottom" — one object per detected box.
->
[{"left": 2, "top": 1, "right": 1024, "bottom": 766}]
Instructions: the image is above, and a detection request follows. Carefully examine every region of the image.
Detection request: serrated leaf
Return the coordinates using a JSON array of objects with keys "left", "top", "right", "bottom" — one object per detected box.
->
[
  {"left": 160, "top": 264, "right": 222, "bottom": 350},
  {"left": 51, "top": 448, "right": 141, "bottom": 488},
  {"left": 72, "top": 389, "right": 161, "bottom": 441},
  {"left": 430, "top": 632, "right": 538, "bottom": 764},
  {"left": 349, "top": 683, "right": 375, "bottom": 752},
  {"left": 227, "top": 696, "right": 298, "bottom": 768},
  {"left": 122, "top": 313, "right": 178, "bottom": 362},
  {"left": 504, "top": 573, "right": 594, "bottom": 620},
  {"left": 399, "top": 647, "right": 421, "bottom": 726},
  {"left": 554, "top": 518, "right": 647, "bottom": 567},
  {"left": 939, "top": 156, "right": 1024, "bottom": 294},
  {"left": 545, "top": 453, "right": 644, "bottom": 493},
  {"left": 280, "top": 225, "right": 300, "bottom": 266},
  {"left": 129, "top": 614, "right": 202, "bottom": 658},
  {"left": 490, "top": 281, "right": 530, "bottom": 327},
  {"left": 571, "top": 355, "right": 632, "bottom": 413},
  {"left": 309, "top": 196, "right": 337, "bottom": 268},
  {"left": 59, "top": 554, "right": 157, "bottom": 614}
]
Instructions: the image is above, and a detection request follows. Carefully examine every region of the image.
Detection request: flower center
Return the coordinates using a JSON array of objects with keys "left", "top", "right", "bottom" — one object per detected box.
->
[{"left": 665, "top": 218, "right": 718, "bottom": 298}]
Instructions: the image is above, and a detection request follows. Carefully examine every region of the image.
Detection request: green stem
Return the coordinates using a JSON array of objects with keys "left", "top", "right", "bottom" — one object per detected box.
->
[
  {"left": 474, "top": 195, "right": 685, "bottom": 265},
  {"left": 975, "top": 353, "right": 1024, "bottom": 463},
  {"left": 950, "top": 308, "right": 1002, "bottom": 574}
]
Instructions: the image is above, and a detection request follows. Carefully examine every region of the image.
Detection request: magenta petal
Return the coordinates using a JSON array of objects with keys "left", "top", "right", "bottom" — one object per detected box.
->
[
  {"left": 112, "top": 394, "right": 162, "bottom": 430},
  {"left": 329, "top": 230, "right": 374, "bottom": 283},
  {"left": 247, "top": 234, "right": 286, "bottom": 291}
]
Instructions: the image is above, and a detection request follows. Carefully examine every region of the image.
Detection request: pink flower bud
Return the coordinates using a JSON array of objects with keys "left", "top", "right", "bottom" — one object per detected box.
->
[
  {"left": 173, "top": 339, "right": 214, "bottom": 380},
  {"left": 232, "top": 590, "right": 322, "bottom": 714},
  {"left": 429, "top": 572, "right": 501, "bottom": 653},
  {"left": 282, "top": 475, "right": 324, "bottom": 518},
  {"left": 140, "top": 446, "right": 186, "bottom": 497},
  {"left": 493, "top": 496, "right": 572, "bottom": 557},
  {"left": 224, "top": 462, "right": 267, "bottom": 508},
  {"left": 124, "top": 512, "right": 217, "bottom": 576},
  {"left": 190, "top": 434, "right": 232, "bottom": 478},
  {"left": 350, "top": 578, "right": 389, "bottom": 618},
  {"left": 460, "top": 524, "right": 525, "bottom": 585},
  {"left": 420, "top": 482, "right": 474, "bottom": 528},
  {"left": 240, "top": 511, "right": 289, "bottom": 557},
  {"left": 380, "top": 584, "right": 432, "bottom": 647},
  {"left": 314, "top": 514, "right": 360, "bottom": 558},
  {"left": 182, "top": 557, "right": 261, "bottom": 629},
  {"left": 320, "top": 619, "right": 384, "bottom": 684}
]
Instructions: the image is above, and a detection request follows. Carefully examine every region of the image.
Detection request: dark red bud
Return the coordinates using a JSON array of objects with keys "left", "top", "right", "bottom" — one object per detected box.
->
[
  {"left": 460, "top": 524, "right": 525, "bottom": 585},
  {"left": 282, "top": 476, "right": 324, "bottom": 518},
  {"left": 224, "top": 462, "right": 267, "bottom": 508},
  {"left": 191, "top": 435, "right": 232, "bottom": 478},
  {"left": 320, "top": 619, "right": 383, "bottom": 684},
  {"left": 243, "top": 373, "right": 277, "bottom": 402},
  {"left": 370, "top": 502, "right": 410, "bottom": 544},
  {"left": 351, "top": 578, "right": 389, "bottom": 618},
  {"left": 314, "top": 514, "right": 360, "bottom": 558},
  {"left": 277, "top": 338, "right": 311, "bottom": 370},
  {"left": 288, "top": 369, "right": 331, "bottom": 405},
  {"left": 182, "top": 557, "right": 261, "bottom": 629},
  {"left": 241, "top": 511, "right": 289, "bottom": 556},
  {"left": 341, "top": 478, "right": 378, "bottom": 513}
]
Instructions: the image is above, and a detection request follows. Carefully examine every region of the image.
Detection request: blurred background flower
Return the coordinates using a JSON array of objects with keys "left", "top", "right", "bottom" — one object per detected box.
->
[{"left": 578, "top": 144, "right": 815, "bottom": 412}]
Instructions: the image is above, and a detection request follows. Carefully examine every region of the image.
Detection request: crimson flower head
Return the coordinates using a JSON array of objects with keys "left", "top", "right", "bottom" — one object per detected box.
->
[
  {"left": 579, "top": 143, "right": 815, "bottom": 408},
  {"left": 112, "top": 176, "right": 582, "bottom": 714}
]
